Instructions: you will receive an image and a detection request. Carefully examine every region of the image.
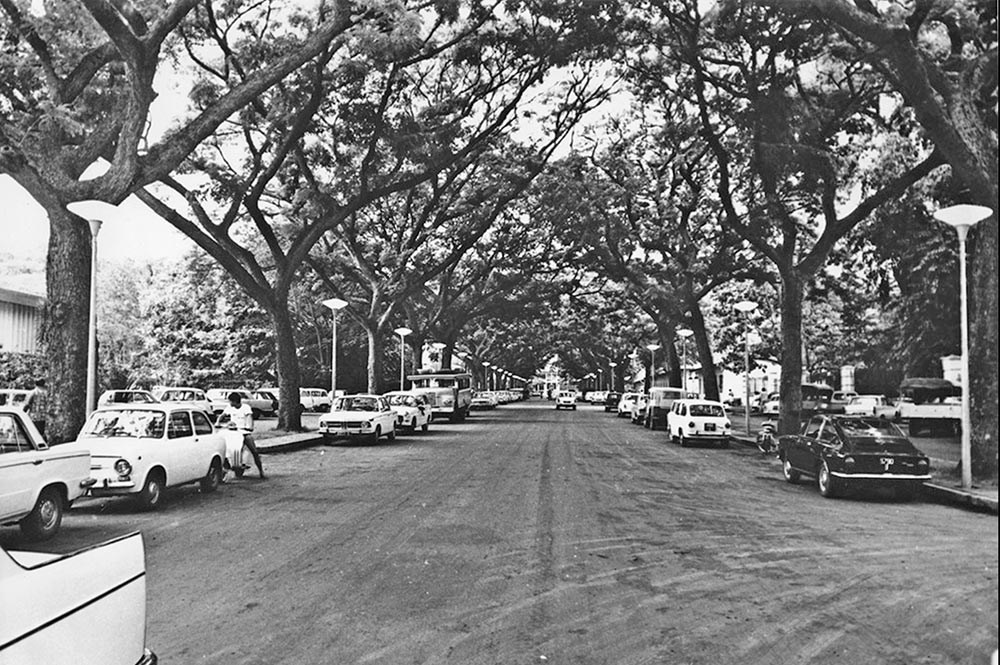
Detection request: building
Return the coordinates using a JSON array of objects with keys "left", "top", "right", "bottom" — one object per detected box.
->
[{"left": 0, "top": 286, "right": 44, "bottom": 355}]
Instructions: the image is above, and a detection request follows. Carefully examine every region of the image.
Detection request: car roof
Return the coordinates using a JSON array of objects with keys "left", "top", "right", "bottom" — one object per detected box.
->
[
  {"left": 93, "top": 403, "right": 201, "bottom": 412},
  {"left": 677, "top": 398, "right": 725, "bottom": 406}
]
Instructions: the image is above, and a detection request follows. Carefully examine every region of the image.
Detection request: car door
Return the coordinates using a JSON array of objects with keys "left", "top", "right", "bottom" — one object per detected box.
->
[
  {"left": 0, "top": 412, "right": 42, "bottom": 520},
  {"left": 790, "top": 416, "right": 825, "bottom": 471},
  {"left": 376, "top": 398, "right": 394, "bottom": 432},
  {"left": 166, "top": 410, "right": 199, "bottom": 484}
]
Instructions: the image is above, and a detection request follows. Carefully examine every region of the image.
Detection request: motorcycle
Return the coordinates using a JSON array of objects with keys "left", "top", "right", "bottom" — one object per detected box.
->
[
  {"left": 756, "top": 419, "right": 778, "bottom": 455},
  {"left": 217, "top": 416, "right": 254, "bottom": 479}
]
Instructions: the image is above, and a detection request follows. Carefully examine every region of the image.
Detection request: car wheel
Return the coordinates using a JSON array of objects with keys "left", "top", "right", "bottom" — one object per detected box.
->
[
  {"left": 679, "top": 433, "right": 688, "bottom": 448},
  {"left": 781, "top": 456, "right": 801, "bottom": 484},
  {"left": 20, "top": 486, "right": 63, "bottom": 541},
  {"left": 421, "top": 422, "right": 429, "bottom": 432},
  {"left": 907, "top": 420, "right": 923, "bottom": 437},
  {"left": 201, "top": 460, "right": 222, "bottom": 493},
  {"left": 388, "top": 426, "right": 396, "bottom": 441},
  {"left": 137, "top": 470, "right": 165, "bottom": 511},
  {"left": 817, "top": 462, "right": 839, "bottom": 498},
  {"left": 572, "top": 405, "right": 576, "bottom": 410},
  {"left": 251, "top": 408, "right": 263, "bottom": 419},
  {"left": 371, "top": 426, "right": 381, "bottom": 445}
]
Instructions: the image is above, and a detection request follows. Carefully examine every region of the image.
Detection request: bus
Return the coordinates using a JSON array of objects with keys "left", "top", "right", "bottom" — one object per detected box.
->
[{"left": 407, "top": 369, "right": 473, "bottom": 422}]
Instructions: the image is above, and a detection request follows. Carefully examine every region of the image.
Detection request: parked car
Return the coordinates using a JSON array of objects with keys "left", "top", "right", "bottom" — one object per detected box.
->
[
  {"left": 153, "top": 386, "right": 213, "bottom": 413},
  {"left": 97, "top": 389, "right": 158, "bottom": 407},
  {"left": 843, "top": 394, "right": 900, "bottom": 420},
  {"left": 0, "top": 388, "right": 30, "bottom": 408},
  {"left": 554, "top": 390, "right": 578, "bottom": 410},
  {"left": 204, "top": 388, "right": 276, "bottom": 419},
  {"left": 383, "top": 391, "right": 432, "bottom": 432},
  {"left": 617, "top": 392, "right": 640, "bottom": 418},
  {"left": 254, "top": 389, "right": 280, "bottom": 416},
  {"left": 318, "top": 394, "right": 397, "bottom": 444},
  {"left": 603, "top": 391, "right": 622, "bottom": 413},
  {"left": 760, "top": 392, "right": 781, "bottom": 416},
  {"left": 64, "top": 404, "right": 226, "bottom": 510},
  {"left": 0, "top": 407, "right": 93, "bottom": 540},
  {"left": 666, "top": 399, "right": 732, "bottom": 448},
  {"left": 587, "top": 390, "right": 608, "bottom": 404},
  {"left": 0, "top": 532, "right": 157, "bottom": 664},
  {"left": 300, "top": 388, "right": 332, "bottom": 412},
  {"left": 777, "top": 415, "right": 931, "bottom": 500},
  {"left": 630, "top": 393, "right": 649, "bottom": 425},
  {"left": 470, "top": 392, "right": 498, "bottom": 410},
  {"left": 830, "top": 390, "right": 859, "bottom": 414}
]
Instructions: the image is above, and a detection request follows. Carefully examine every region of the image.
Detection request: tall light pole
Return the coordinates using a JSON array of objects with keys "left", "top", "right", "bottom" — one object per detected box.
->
[
  {"left": 628, "top": 352, "right": 638, "bottom": 391},
  {"left": 482, "top": 361, "right": 492, "bottom": 391},
  {"left": 597, "top": 368, "right": 604, "bottom": 391},
  {"left": 934, "top": 204, "right": 993, "bottom": 489},
  {"left": 322, "top": 298, "right": 348, "bottom": 397},
  {"left": 394, "top": 327, "right": 413, "bottom": 390},
  {"left": 609, "top": 361, "right": 618, "bottom": 392},
  {"left": 645, "top": 344, "right": 661, "bottom": 390},
  {"left": 677, "top": 328, "right": 693, "bottom": 393},
  {"left": 734, "top": 301, "right": 758, "bottom": 435}
]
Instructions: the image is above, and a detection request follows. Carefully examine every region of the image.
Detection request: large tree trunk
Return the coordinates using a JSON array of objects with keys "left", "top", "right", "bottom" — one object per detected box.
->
[
  {"left": 689, "top": 305, "right": 720, "bottom": 401},
  {"left": 364, "top": 326, "right": 384, "bottom": 393},
  {"left": 42, "top": 209, "right": 92, "bottom": 444},
  {"left": 271, "top": 304, "right": 303, "bottom": 431},
  {"left": 777, "top": 272, "right": 804, "bottom": 436}
]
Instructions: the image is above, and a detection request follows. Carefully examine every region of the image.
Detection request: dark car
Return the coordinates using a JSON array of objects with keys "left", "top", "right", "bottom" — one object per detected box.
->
[
  {"left": 603, "top": 391, "right": 622, "bottom": 413},
  {"left": 777, "top": 415, "right": 931, "bottom": 500}
]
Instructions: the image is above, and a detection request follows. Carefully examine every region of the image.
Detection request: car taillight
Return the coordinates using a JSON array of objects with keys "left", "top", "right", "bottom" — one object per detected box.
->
[
  {"left": 916, "top": 459, "right": 930, "bottom": 472},
  {"left": 114, "top": 459, "right": 132, "bottom": 477},
  {"left": 842, "top": 456, "right": 855, "bottom": 467}
]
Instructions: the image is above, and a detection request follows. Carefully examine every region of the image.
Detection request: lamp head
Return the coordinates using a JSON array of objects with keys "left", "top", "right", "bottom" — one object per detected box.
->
[
  {"left": 934, "top": 204, "right": 993, "bottom": 240},
  {"left": 645, "top": 343, "right": 661, "bottom": 351},
  {"left": 322, "top": 297, "right": 348, "bottom": 311},
  {"left": 734, "top": 300, "right": 758, "bottom": 314},
  {"left": 677, "top": 328, "right": 694, "bottom": 339},
  {"left": 394, "top": 327, "right": 413, "bottom": 337}
]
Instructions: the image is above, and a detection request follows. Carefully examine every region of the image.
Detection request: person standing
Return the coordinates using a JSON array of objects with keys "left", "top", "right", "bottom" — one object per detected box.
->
[
  {"left": 220, "top": 391, "right": 266, "bottom": 479},
  {"left": 24, "top": 378, "right": 49, "bottom": 437}
]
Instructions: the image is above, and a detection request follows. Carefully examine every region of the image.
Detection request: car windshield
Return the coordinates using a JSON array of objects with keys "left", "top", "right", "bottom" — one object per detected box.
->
[
  {"left": 689, "top": 404, "right": 725, "bottom": 417},
  {"left": 386, "top": 395, "right": 416, "bottom": 407},
  {"left": 161, "top": 390, "right": 200, "bottom": 401},
  {"left": 838, "top": 418, "right": 906, "bottom": 443},
  {"left": 80, "top": 409, "right": 166, "bottom": 439},
  {"left": 106, "top": 391, "right": 155, "bottom": 404},
  {"left": 334, "top": 397, "right": 379, "bottom": 411}
]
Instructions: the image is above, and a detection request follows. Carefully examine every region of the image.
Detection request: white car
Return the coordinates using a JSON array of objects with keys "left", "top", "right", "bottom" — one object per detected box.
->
[
  {"left": 630, "top": 393, "right": 649, "bottom": 424},
  {"left": 588, "top": 390, "right": 608, "bottom": 404},
  {"left": 843, "top": 394, "right": 900, "bottom": 419},
  {"left": 761, "top": 393, "right": 781, "bottom": 416},
  {"left": 319, "top": 394, "right": 397, "bottom": 444},
  {"left": 154, "top": 386, "right": 213, "bottom": 412},
  {"left": 204, "top": 388, "right": 276, "bottom": 419},
  {"left": 66, "top": 404, "right": 226, "bottom": 510},
  {"left": 383, "top": 391, "right": 433, "bottom": 433},
  {"left": 667, "top": 398, "right": 732, "bottom": 448},
  {"left": 554, "top": 390, "right": 578, "bottom": 410},
  {"left": 1, "top": 532, "right": 156, "bottom": 664},
  {"left": 617, "top": 392, "right": 640, "bottom": 418},
  {"left": 300, "top": 387, "right": 331, "bottom": 412},
  {"left": 0, "top": 407, "right": 93, "bottom": 540},
  {"left": 97, "top": 389, "right": 158, "bottom": 407}
]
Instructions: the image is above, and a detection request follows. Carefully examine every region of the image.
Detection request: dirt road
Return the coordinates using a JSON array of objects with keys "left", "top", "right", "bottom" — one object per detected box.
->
[{"left": 6, "top": 401, "right": 997, "bottom": 664}]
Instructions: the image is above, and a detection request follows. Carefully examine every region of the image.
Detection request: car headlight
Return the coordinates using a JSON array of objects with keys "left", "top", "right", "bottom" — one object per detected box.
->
[
  {"left": 723, "top": 421, "right": 731, "bottom": 429},
  {"left": 363, "top": 421, "right": 372, "bottom": 429},
  {"left": 687, "top": 421, "right": 696, "bottom": 429},
  {"left": 114, "top": 458, "right": 132, "bottom": 478}
]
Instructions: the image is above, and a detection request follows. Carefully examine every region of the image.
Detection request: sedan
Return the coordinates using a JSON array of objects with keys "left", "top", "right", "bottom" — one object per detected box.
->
[
  {"left": 383, "top": 391, "right": 432, "bottom": 432},
  {"left": 777, "top": 415, "right": 932, "bottom": 500},
  {"left": 318, "top": 394, "right": 397, "bottom": 444},
  {"left": 64, "top": 404, "right": 226, "bottom": 510}
]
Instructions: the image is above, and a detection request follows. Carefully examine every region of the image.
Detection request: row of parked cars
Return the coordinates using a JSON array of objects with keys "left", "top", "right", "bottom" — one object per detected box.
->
[{"left": 96, "top": 385, "right": 334, "bottom": 419}]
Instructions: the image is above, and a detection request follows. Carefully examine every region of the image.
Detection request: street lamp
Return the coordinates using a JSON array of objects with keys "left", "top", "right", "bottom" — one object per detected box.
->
[
  {"left": 676, "top": 328, "right": 694, "bottom": 393},
  {"left": 608, "top": 361, "right": 618, "bottom": 392},
  {"left": 734, "top": 300, "right": 758, "bottom": 435},
  {"left": 321, "top": 298, "right": 348, "bottom": 397},
  {"left": 66, "top": 201, "right": 113, "bottom": 416},
  {"left": 934, "top": 203, "right": 993, "bottom": 489},
  {"left": 597, "top": 368, "right": 604, "bottom": 391},
  {"left": 482, "top": 361, "right": 492, "bottom": 391},
  {"left": 645, "top": 344, "right": 661, "bottom": 390},
  {"left": 394, "top": 327, "right": 413, "bottom": 390}
]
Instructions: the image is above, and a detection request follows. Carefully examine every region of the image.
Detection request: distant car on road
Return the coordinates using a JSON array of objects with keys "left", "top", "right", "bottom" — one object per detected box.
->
[
  {"left": 98, "top": 389, "right": 158, "bottom": 407},
  {"left": 0, "top": 407, "right": 93, "bottom": 540},
  {"left": 830, "top": 390, "right": 859, "bottom": 414},
  {"left": 554, "top": 391, "right": 578, "bottom": 410},
  {"left": 777, "top": 415, "right": 931, "bottom": 500},
  {"left": 319, "top": 394, "right": 397, "bottom": 444},
  {"left": 617, "top": 392, "right": 640, "bottom": 418},
  {"left": 1, "top": 532, "right": 157, "bottom": 664},
  {"left": 66, "top": 404, "right": 226, "bottom": 510},
  {"left": 843, "top": 394, "right": 899, "bottom": 420},
  {"left": 667, "top": 399, "right": 731, "bottom": 448},
  {"left": 299, "top": 388, "right": 331, "bottom": 412},
  {"left": 603, "top": 391, "right": 622, "bottom": 412}
]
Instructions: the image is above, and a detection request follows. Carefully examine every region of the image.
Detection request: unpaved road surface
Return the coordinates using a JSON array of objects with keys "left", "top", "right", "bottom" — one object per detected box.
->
[{"left": 4, "top": 400, "right": 997, "bottom": 664}]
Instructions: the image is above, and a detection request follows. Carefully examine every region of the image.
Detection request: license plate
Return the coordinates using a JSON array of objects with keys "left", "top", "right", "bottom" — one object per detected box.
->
[{"left": 705, "top": 423, "right": 716, "bottom": 431}]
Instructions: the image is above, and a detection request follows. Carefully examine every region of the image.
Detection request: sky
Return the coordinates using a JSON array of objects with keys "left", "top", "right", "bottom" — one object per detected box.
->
[{"left": 1, "top": 176, "right": 196, "bottom": 269}]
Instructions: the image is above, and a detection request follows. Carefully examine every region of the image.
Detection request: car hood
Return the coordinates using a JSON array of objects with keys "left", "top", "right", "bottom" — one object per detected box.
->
[{"left": 322, "top": 410, "right": 387, "bottom": 419}]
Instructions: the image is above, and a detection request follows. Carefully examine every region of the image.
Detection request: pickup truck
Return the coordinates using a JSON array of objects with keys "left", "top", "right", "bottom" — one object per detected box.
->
[
  {"left": 898, "top": 377, "right": 962, "bottom": 437},
  {"left": 0, "top": 407, "right": 93, "bottom": 540}
]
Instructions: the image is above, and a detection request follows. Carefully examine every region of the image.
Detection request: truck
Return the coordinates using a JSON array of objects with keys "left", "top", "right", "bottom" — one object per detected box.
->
[
  {"left": 898, "top": 377, "right": 961, "bottom": 437},
  {"left": 407, "top": 369, "right": 473, "bottom": 422}
]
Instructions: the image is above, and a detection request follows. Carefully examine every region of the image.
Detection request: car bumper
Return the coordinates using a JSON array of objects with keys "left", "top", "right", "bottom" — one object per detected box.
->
[{"left": 830, "top": 472, "right": 932, "bottom": 481}]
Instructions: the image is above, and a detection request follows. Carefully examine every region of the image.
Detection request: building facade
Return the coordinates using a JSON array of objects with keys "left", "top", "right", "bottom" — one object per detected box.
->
[{"left": 0, "top": 286, "right": 44, "bottom": 355}]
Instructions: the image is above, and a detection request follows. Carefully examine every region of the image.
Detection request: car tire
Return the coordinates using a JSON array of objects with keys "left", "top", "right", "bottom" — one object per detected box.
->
[
  {"left": 572, "top": 405, "right": 576, "bottom": 410},
  {"left": 781, "top": 456, "right": 801, "bottom": 484},
  {"left": 817, "top": 462, "right": 839, "bottom": 498},
  {"left": 388, "top": 426, "right": 396, "bottom": 441},
  {"left": 20, "top": 486, "right": 63, "bottom": 541},
  {"left": 908, "top": 420, "right": 923, "bottom": 437},
  {"left": 371, "top": 426, "right": 381, "bottom": 445},
  {"left": 679, "top": 433, "right": 688, "bottom": 448},
  {"left": 201, "top": 460, "right": 222, "bottom": 493},
  {"left": 251, "top": 408, "right": 262, "bottom": 419},
  {"left": 421, "top": 422, "right": 429, "bottom": 432},
  {"left": 137, "top": 470, "right": 165, "bottom": 511}
]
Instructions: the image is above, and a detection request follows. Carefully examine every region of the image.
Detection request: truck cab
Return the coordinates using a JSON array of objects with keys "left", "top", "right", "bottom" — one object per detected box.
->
[{"left": 407, "top": 370, "right": 473, "bottom": 422}]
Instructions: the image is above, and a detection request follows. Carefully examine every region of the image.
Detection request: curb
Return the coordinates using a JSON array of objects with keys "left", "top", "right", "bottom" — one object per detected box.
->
[
  {"left": 257, "top": 433, "right": 324, "bottom": 454},
  {"left": 728, "top": 434, "right": 998, "bottom": 515}
]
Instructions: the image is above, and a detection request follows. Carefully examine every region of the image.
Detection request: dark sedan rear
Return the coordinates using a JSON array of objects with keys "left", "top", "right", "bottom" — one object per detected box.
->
[
  {"left": 777, "top": 415, "right": 931, "bottom": 500},
  {"left": 603, "top": 392, "right": 622, "bottom": 413}
]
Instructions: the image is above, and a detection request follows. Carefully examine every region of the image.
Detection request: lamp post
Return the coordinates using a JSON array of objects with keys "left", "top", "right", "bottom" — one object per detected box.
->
[
  {"left": 734, "top": 301, "right": 758, "bottom": 435},
  {"left": 482, "top": 362, "right": 492, "bottom": 391},
  {"left": 321, "top": 298, "right": 349, "bottom": 397},
  {"left": 677, "top": 328, "right": 693, "bottom": 393},
  {"left": 645, "top": 344, "right": 661, "bottom": 390},
  {"left": 608, "top": 361, "right": 618, "bottom": 392},
  {"left": 394, "top": 327, "right": 413, "bottom": 390},
  {"left": 934, "top": 204, "right": 993, "bottom": 489}
]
